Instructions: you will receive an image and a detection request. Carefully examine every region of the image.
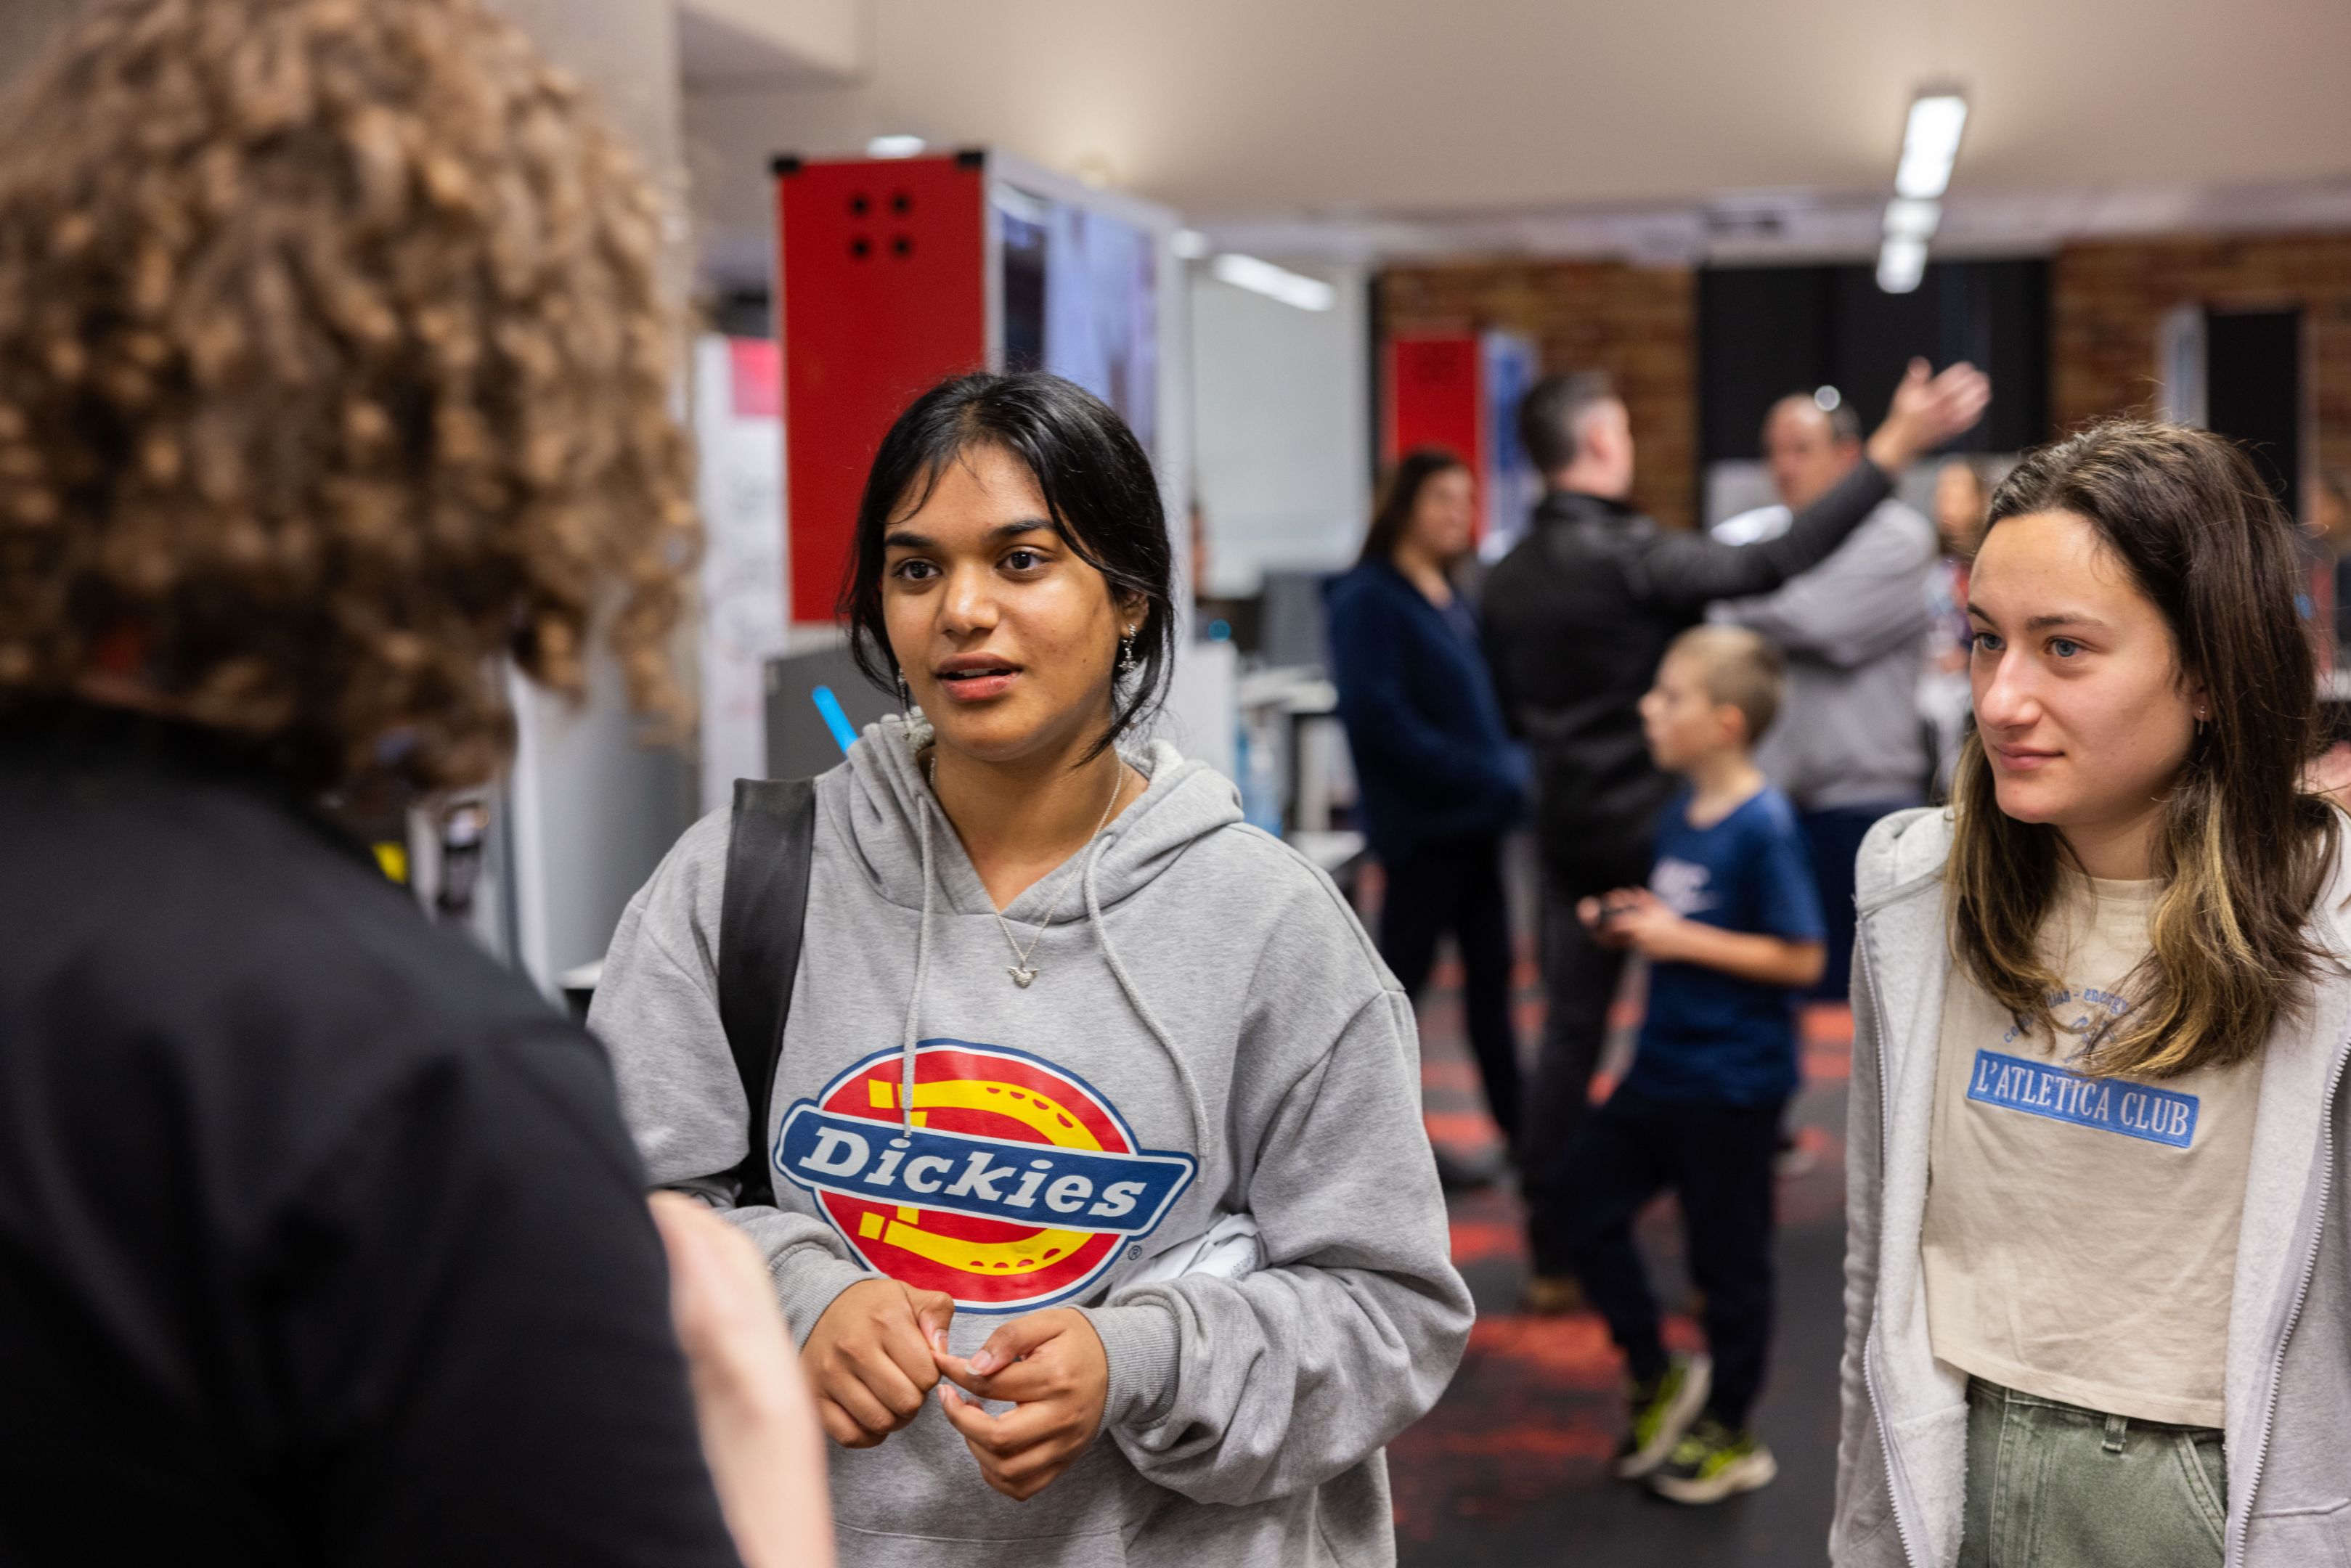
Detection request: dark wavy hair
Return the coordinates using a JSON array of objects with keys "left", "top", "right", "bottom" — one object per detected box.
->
[
  {"left": 1948, "top": 420, "right": 2336, "bottom": 1079},
  {"left": 1358, "top": 446, "right": 1470, "bottom": 567},
  {"left": 839, "top": 372, "right": 1173, "bottom": 760}
]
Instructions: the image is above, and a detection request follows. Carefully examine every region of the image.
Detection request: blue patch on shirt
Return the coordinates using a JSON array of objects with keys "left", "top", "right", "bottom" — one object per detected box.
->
[{"left": 1963, "top": 1048, "right": 2199, "bottom": 1148}]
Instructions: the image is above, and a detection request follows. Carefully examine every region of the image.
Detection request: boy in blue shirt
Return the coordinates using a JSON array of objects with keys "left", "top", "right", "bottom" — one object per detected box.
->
[{"left": 1561, "top": 624, "right": 1825, "bottom": 1503}]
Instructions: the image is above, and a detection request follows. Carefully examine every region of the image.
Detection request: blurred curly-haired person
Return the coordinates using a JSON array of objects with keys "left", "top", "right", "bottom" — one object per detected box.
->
[{"left": 0, "top": 2, "right": 826, "bottom": 1565}]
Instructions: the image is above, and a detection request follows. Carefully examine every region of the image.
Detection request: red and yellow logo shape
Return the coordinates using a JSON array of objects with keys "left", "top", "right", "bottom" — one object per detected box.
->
[{"left": 776, "top": 1040, "right": 1196, "bottom": 1312}]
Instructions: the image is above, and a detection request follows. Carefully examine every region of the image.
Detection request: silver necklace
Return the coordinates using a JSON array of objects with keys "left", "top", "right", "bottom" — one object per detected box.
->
[{"left": 928, "top": 754, "right": 1124, "bottom": 987}]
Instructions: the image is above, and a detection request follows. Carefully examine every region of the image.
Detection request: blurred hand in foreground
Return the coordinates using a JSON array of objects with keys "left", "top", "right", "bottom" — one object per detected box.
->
[{"left": 651, "top": 1192, "right": 834, "bottom": 1568}]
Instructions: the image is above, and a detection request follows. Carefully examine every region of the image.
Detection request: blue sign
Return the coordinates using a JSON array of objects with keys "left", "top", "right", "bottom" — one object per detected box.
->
[{"left": 1963, "top": 1048, "right": 2199, "bottom": 1148}]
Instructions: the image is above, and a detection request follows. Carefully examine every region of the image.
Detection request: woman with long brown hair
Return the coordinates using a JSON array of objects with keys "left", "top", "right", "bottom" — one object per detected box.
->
[
  {"left": 1833, "top": 421, "right": 2351, "bottom": 1567},
  {"left": 1325, "top": 447, "right": 1528, "bottom": 1175}
]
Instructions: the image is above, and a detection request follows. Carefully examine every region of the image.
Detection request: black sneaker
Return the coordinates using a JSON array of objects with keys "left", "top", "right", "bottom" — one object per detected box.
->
[
  {"left": 1648, "top": 1416, "right": 1778, "bottom": 1503},
  {"left": 1613, "top": 1351, "right": 1711, "bottom": 1479}
]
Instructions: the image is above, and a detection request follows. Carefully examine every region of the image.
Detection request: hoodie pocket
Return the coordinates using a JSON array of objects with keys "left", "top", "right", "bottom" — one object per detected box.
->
[
  {"left": 836, "top": 1522, "right": 1128, "bottom": 1567},
  {"left": 2244, "top": 1500, "right": 2351, "bottom": 1568}
]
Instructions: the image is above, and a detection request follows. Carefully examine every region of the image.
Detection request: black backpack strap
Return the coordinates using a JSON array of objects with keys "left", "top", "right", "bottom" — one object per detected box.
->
[{"left": 717, "top": 777, "right": 818, "bottom": 1209}]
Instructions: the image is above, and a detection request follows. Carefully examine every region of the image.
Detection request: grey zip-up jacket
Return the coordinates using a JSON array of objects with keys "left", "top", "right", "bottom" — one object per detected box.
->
[
  {"left": 592, "top": 719, "right": 1472, "bottom": 1567},
  {"left": 1834, "top": 808, "right": 2351, "bottom": 1567},
  {"left": 1711, "top": 497, "right": 1939, "bottom": 810}
]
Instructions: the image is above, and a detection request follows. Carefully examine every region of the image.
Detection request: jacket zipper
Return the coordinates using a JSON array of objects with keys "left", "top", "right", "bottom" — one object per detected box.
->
[
  {"left": 1855, "top": 928, "right": 1925, "bottom": 1568},
  {"left": 2226, "top": 1034, "right": 2350, "bottom": 1568}
]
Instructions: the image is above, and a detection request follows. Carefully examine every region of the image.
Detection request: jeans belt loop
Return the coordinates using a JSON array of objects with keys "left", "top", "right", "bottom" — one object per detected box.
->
[{"left": 2102, "top": 1413, "right": 2128, "bottom": 1455}]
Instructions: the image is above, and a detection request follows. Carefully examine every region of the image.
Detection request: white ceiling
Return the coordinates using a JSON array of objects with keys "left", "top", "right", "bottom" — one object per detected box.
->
[{"left": 683, "top": 0, "right": 2351, "bottom": 278}]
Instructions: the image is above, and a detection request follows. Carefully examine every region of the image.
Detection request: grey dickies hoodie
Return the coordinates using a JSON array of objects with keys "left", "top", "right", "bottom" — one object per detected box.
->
[{"left": 591, "top": 717, "right": 1472, "bottom": 1567}]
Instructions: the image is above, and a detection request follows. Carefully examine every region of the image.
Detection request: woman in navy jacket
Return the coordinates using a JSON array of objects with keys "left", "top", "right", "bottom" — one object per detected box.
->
[{"left": 1327, "top": 448, "right": 1529, "bottom": 1158}]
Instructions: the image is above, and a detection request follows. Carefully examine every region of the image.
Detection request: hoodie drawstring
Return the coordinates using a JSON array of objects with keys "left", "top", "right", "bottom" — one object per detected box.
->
[
  {"left": 1085, "top": 836, "right": 1212, "bottom": 1159},
  {"left": 900, "top": 789, "right": 936, "bottom": 1132}
]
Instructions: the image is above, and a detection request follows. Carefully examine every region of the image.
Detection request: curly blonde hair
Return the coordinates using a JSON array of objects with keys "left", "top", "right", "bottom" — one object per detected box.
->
[{"left": 0, "top": 0, "right": 696, "bottom": 790}]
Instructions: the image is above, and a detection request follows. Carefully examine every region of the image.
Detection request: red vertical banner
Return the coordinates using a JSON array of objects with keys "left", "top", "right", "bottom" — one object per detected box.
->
[
  {"left": 777, "top": 155, "right": 989, "bottom": 626},
  {"left": 1382, "top": 335, "right": 1487, "bottom": 539}
]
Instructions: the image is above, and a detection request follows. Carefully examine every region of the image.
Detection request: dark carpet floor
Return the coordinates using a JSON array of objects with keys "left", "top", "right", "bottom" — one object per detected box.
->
[{"left": 1390, "top": 940, "right": 1855, "bottom": 1568}]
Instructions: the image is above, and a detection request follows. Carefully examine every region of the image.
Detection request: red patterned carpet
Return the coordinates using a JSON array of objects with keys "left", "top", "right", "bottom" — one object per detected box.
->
[{"left": 1392, "top": 947, "right": 1857, "bottom": 1568}]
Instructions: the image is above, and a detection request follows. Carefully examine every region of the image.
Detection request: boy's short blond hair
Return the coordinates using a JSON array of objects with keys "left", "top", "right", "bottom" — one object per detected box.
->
[{"left": 1664, "top": 624, "right": 1784, "bottom": 744}]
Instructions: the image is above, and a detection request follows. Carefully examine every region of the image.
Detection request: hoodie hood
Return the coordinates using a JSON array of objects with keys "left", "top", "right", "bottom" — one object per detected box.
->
[
  {"left": 832, "top": 714, "right": 1244, "bottom": 1159},
  {"left": 836, "top": 713, "right": 1245, "bottom": 921},
  {"left": 842, "top": 714, "right": 1250, "bottom": 921}
]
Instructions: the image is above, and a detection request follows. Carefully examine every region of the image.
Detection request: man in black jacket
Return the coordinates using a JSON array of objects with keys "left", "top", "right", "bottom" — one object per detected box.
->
[{"left": 1484, "top": 361, "right": 1989, "bottom": 1303}]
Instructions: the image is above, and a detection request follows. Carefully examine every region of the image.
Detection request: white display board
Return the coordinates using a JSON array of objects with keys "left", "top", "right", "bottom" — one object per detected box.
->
[{"left": 693, "top": 334, "right": 789, "bottom": 816}]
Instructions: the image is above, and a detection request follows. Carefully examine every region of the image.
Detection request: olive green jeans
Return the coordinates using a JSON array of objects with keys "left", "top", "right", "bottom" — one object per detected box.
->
[{"left": 1960, "top": 1378, "right": 2228, "bottom": 1568}]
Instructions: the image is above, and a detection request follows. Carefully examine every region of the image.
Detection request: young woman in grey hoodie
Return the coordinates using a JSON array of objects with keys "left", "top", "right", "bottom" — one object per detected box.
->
[
  {"left": 592, "top": 372, "right": 1472, "bottom": 1567},
  {"left": 1835, "top": 422, "right": 2351, "bottom": 1568}
]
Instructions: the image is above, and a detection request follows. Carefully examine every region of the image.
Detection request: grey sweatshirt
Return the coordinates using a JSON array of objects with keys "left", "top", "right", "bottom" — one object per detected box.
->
[
  {"left": 590, "top": 716, "right": 1472, "bottom": 1567},
  {"left": 1711, "top": 497, "right": 1939, "bottom": 810},
  {"left": 1835, "top": 807, "right": 2351, "bottom": 1567}
]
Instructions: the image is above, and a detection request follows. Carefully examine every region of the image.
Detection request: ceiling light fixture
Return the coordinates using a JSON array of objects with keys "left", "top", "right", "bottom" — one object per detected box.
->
[
  {"left": 865, "top": 134, "right": 926, "bottom": 160},
  {"left": 1895, "top": 94, "right": 1969, "bottom": 200},
  {"left": 1877, "top": 89, "right": 1965, "bottom": 293},
  {"left": 1208, "top": 253, "right": 1335, "bottom": 311},
  {"left": 1877, "top": 234, "right": 1929, "bottom": 295},
  {"left": 1881, "top": 196, "right": 1941, "bottom": 242}
]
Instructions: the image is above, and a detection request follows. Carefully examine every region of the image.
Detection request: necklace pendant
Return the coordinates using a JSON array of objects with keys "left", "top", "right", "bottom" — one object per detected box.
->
[{"left": 1009, "top": 965, "right": 1038, "bottom": 988}]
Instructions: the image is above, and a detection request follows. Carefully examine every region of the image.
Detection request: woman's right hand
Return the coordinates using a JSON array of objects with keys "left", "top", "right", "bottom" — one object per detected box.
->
[
  {"left": 802, "top": 1277, "right": 957, "bottom": 1447},
  {"left": 1865, "top": 358, "right": 1993, "bottom": 473}
]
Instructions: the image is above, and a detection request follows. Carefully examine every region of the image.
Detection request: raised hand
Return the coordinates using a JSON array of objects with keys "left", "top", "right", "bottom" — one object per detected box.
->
[
  {"left": 800, "top": 1276, "right": 956, "bottom": 1448},
  {"left": 934, "top": 1307, "right": 1110, "bottom": 1501},
  {"left": 1866, "top": 358, "right": 1993, "bottom": 473}
]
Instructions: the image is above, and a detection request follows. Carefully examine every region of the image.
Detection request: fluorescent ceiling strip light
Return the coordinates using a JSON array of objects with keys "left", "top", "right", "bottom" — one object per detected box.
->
[
  {"left": 1209, "top": 253, "right": 1335, "bottom": 311},
  {"left": 1877, "top": 234, "right": 1929, "bottom": 294},
  {"left": 1882, "top": 196, "right": 1941, "bottom": 242},
  {"left": 1895, "top": 94, "right": 1968, "bottom": 200}
]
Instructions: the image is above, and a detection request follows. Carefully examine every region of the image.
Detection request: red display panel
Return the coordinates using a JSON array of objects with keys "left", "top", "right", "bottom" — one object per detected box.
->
[
  {"left": 778, "top": 155, "right": 988, "bottom": 625},
  {"left": 1382, "top": 335, "right": 1487, "bottom": 540}
]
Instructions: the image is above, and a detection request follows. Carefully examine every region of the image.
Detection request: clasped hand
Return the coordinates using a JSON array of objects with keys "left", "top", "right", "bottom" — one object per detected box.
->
[
  {"left": 1578, "top": 886, "right": 1687, "bottom": 959},
  {"left": 800, "top": 1278, "right": 1109, "bottom": 1500}
]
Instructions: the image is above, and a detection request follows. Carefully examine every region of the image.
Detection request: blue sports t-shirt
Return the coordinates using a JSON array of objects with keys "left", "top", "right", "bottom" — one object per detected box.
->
[{"left": 1623, "top": 784, "right": 1825, "bottom": 1106}]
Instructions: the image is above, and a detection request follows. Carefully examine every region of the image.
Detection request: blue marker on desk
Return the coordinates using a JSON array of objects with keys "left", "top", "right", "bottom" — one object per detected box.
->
[{"left": 810, "top": 685, "right": 860, "bottom": 756}]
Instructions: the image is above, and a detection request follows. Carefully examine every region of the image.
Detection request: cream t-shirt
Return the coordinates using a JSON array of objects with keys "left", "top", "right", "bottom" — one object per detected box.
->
[{"left": 1920, "top": 872, "right": 2263, "bottom": 1427}]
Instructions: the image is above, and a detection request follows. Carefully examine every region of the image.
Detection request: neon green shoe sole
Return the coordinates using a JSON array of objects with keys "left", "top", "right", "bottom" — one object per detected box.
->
[
  {"left": 1650, "top": 1421, "right": 1778, "bottom": 1504},
  {"left": 1613, "top": 1352, "right": 1711, "bottom": 1479}
]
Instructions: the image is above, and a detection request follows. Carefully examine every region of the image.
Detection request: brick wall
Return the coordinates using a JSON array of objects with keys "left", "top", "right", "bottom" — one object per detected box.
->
[
  {"left": 2053, "top": 233, "right": 2351, "bottom": 502},
  {"left": 1379, "top": 261, "right": 1698, "bottom": 532}
]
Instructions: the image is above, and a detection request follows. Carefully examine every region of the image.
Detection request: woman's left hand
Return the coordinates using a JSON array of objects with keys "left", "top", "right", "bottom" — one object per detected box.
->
[{"left": 934, "top": 1308, "right": 1109, "bottom": 1500}]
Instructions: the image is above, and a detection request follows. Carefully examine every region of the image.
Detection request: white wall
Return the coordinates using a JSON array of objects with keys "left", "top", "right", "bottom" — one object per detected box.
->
[{"left": 1189, "top": 262, "right": 1371, "bottom": 597}]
